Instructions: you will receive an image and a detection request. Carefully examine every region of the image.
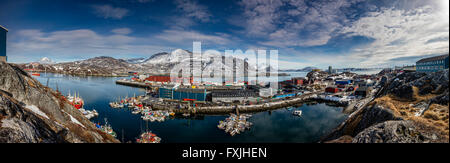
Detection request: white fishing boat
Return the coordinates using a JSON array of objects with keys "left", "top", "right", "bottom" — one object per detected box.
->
[
  {"left": 293, "top": 110, "right": 302, "bottom": 116},
  {"left": 132, "top": 108, "right": 141, "bottom": 114}
]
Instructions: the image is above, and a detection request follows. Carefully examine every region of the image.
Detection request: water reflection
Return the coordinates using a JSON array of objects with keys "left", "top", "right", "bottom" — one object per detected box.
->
[{"left": 34, "top": 73, "right": 347, "bottom": 143}]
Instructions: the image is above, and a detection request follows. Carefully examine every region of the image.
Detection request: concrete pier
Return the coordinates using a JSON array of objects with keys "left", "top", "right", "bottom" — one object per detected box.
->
[
  {"left": 115, "top": 80, "right": 153, "bottom": 88},
  {"left": 151, "top": 93, "right": 319, "bottom": 115}
]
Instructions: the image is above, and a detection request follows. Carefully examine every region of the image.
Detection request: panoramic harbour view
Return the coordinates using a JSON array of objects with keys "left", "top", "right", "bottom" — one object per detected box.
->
[
  {"left": 0, "top": 0, "right": 449, "bottom": 160},
  {"left": 34, "top": 72, "right": 348, "bottom": 143}
]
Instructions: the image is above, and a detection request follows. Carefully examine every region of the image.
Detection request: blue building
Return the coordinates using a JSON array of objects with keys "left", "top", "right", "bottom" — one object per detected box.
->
[
  {"left": 158, "top": 87, "right": 207, "bottom": 101},
  {"left": 335, "top": 80, "right": 352, "bottom": 85},
  {"left": 158, "top": 87, "right": 174, "bottom": 99},
  {"left": 416, "top": 54, "right": 449, "bottom": 72},
  {"left": 173, "top": 88, "right": 207, "bottom": 101},
  {"left": 0, "top": 25, "right": 7, "bottom": 62}
]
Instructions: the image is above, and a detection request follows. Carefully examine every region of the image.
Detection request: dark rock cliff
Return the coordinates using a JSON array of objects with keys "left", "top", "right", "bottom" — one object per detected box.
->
[{"left": 0, "top": 61, "right": 119, "bottom": 143}]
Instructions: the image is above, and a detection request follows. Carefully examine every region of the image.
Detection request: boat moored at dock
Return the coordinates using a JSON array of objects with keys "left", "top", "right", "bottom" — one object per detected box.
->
[
  {"left": 136, "top": 131, "right": 161, "bottom": 143},
  {"left": 217, "top": 114, "right": 253, "bottom": 136}
]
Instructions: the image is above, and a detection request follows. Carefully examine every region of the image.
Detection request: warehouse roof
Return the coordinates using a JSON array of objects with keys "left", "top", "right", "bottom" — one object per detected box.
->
[
  {"left": 175, "top": 88, "right": 206, "bottom": 93},
  {"left": 417, "top": 54, "right": 449, "bottom": 63},
  {"left": 211, "top": 90, "right": 257, "bottom": 97}
]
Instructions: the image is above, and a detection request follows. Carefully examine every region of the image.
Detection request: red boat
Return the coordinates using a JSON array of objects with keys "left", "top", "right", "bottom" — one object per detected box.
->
[
  {"left": 31, "top": 73, "right": 40, "bottom": 76},
  {"left": 67, "top": 91, "right": 84, "bottom": 109}
]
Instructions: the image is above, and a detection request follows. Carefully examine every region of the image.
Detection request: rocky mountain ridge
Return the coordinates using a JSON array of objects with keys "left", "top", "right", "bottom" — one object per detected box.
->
[
  {"left": 18, "top": 49, "right": 277, "bottom": 77},
  {"left": 0, "top": 61, "right": 119, "bottom": 143}
]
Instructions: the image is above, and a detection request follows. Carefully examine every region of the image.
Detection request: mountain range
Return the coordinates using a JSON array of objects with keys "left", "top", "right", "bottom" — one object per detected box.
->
[{"left": 19, "top": 49, "right": 277, "bottom": 77}]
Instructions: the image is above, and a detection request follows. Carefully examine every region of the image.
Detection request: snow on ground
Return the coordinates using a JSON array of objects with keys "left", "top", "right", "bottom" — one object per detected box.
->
[
  {"left": 25, "top": 105, "right": 49, "bottom": 119},
  {"left": 62, "top": 110, "right": 86, "bottom": 128},
  {"left": 68, "top": 113, "right": 85, "bottom": 128}
]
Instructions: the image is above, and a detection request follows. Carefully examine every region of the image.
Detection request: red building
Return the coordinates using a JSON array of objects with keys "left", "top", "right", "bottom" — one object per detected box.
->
[
  {"left": 146, "top": 76, "right": 194, "bottom": 84},
  {"left": 325, "top": 87, "right": 339, "bottom": 93},
  {"left": 292, "top": 77, "right": 306, "bottom": 86},
  {"left": 145, "top": 76, "right": 171, "bottom": 83}
]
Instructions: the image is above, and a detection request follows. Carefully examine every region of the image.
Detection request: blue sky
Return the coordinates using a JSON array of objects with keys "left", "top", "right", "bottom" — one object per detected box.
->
[{"left": 0, "top": 0, "right": 448, "bottom": 69}]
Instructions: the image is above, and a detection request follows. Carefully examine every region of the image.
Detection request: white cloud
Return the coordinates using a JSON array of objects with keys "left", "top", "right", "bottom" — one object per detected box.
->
[
  {"left": 92, "top": 5, "right": 129, "bottom": 19},
  {"left": 238, "top": 0, "right": 284, "bottom": 37},
  {"left": 341, "top": 5, "right": 449, "bottom": 67},
  {"left": 111, "top": 28, "right": 132, "bottom": 35},
  {"left": 7, "top": 29, "right": 172, "bottom": 62},
  {"left": 236, "top": 0, "right": 449, "bottom": 68},
  {"left": 174, "top": 0, "right": 211, "bottom": 22},
  {"left": 239, "top": 0, "right": 359, "bottom": 47},
  {"left": 7, "top": 28, "right": 236, "bottom": 63},
  {"left": 154, "top": 29, "right": 231, "bottom": 45}
]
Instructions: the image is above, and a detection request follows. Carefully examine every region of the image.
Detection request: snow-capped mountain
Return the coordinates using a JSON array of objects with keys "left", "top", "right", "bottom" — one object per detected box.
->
[
  {"left": 141, "top": 49, "right": 194, "bottom": 64},
  {"left": 38, "top": 57, "right": 54, "bottom": 64},
  {"left": 20, "top": 49, "right": 281, "bottom": 77},
  {"left": 124, "top": 57, "right": 147, "bottom": 64}
]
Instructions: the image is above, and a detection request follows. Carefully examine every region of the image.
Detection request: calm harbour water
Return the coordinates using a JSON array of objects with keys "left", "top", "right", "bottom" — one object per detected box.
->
[{"left": 34, "top": 73, "right": 347, "bottom": 143}]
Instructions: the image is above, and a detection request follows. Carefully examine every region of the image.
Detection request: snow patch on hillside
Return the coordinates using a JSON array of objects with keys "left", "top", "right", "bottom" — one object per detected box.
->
[{"left": 25, "top": 105, "right": 49, "bottom": 119}]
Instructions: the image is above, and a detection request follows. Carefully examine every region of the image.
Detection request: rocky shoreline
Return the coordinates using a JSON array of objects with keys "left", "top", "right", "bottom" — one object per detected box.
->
[
  {"left": 0, "top": 62, "right": 120, "bottom": 143},
  {"left": 321, "top": 69, "right": 449, "bottom": 143}
]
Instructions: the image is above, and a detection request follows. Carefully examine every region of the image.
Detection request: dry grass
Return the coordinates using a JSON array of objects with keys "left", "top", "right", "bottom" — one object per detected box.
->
[
  {"left": 343, "top": 113, "right": 363, "bottom": 136},
  {"left": 26, "top": 78, "right": 36, "bottom": 88},
  {"left": 66, "top": 123, "right": 95, "bottom": 143},
  {"left": 423, "top": 104, "right": 449, "bottom": 136},
  {"left": 374, "top": 86, "right": 449, "bottom": 140},
  {"left": 95, "top": 129, "right": 119, "bottom": 143}
]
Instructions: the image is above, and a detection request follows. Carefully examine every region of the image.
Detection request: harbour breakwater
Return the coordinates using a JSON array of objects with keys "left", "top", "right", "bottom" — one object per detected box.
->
[
  {"left": 151, "top": 93, "right": 320, "bottom": 114},
  {"left": 116, "top": 80, "right": 152, "bottom": 88}
]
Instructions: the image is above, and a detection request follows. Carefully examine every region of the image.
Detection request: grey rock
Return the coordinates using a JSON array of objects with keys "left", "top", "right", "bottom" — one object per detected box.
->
[
  {"left": 353, "top": 120, "right": 448, "bottom": 143},
  {"left": 0, "top": 62, "right": 119, "bottom": 143},
  {"left": 321, "top": 103, "right": 403, "bottom": 142}
]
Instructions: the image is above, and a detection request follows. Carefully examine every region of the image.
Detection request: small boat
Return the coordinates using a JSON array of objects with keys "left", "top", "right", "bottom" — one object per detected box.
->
[
  {"left": 100, "top": 118, "right": 117, "bottom": 137},
  {"left": 136, "top": 131, "right": 161, "bottom": 143},
  {"left": 31, "top": 73, "right": 41, "bottom": 76},
  {"left": 132, "top": 108, "right": 141, "bottom": 114},
  {"left": 78, "top": 108, "right": 99, "bottom": 119},
  {"left": 293, "top": 110, "right": 302, "bottom": 116},
  {"left": 93, "top": 109, "right": 99, "bottom": 116},
  {"left": 230, "top": 129, "right": 237, "bottom": 136}
]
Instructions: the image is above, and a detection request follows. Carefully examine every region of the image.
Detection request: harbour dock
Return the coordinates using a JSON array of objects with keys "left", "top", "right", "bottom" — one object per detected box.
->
[{"left": 150, "top": 92, "right": 319, "bottom": 114}]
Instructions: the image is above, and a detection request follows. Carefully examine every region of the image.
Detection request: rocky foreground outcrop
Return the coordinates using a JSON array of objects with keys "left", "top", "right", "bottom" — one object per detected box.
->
[
  {"left": 0, "top": 61, "right": 119, "bottom": 143},
  {"left": 353, "top": 120, "right": 444, "bottom": 143},
  {"left": 322, "top": 69, "right": 449, "bottom": 143}
]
